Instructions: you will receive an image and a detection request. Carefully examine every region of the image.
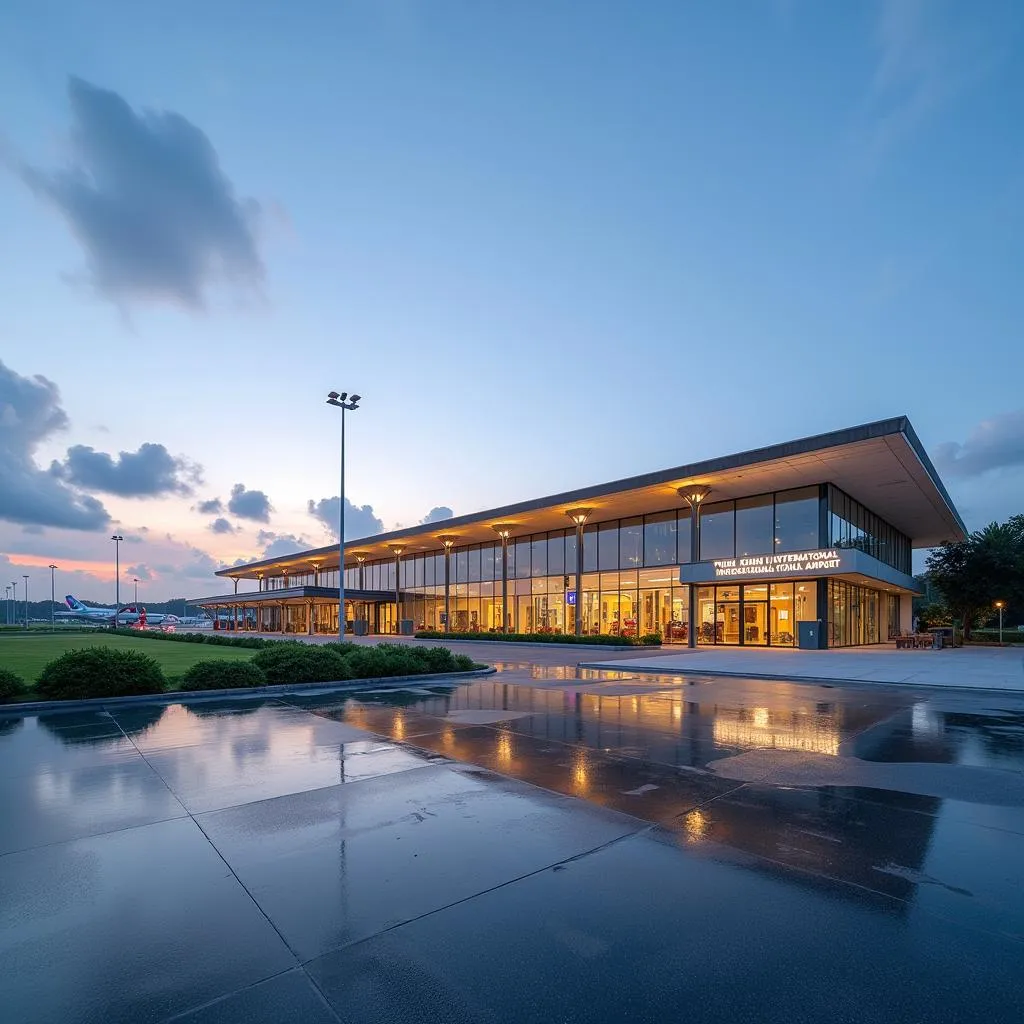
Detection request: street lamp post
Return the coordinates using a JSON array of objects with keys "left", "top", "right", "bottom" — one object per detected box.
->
[
  {"left": 564, "top": 509, "right": 593, "bottom": 636},
  {"left": 49, "top": 564, "right": 58, "bottom": 631},
  {"left": 10, "top": 581, "right": 17, "bottom": 629},
  {"left": 133, "top": 577, "right": 139, "bottom": 605},
  {"left": 388, "top": 545, "right": 404, "bottom": 634},
  {"left": 678, "top": 485, "right": 712, "bottom": 649},
  {"left": 3, "top": 585, "right": 8, "bottom": 626},
  {"left": 995, "top": 600, "right": 1005, "bottom": 645},
  {"left": 110, "top": 535, "right": 124, "bottom": 628},
  {"left": 438, "top": 536, "right": 457, "bottom": 633},
  {"left": 23, "top": 574, "right": 29, "bottom": 628},
  {"left": 326, "top": 390, "right": 361, "bottom": 640},
  {"left": 491, "top": 525, "right": 514, "bottom": 633}
]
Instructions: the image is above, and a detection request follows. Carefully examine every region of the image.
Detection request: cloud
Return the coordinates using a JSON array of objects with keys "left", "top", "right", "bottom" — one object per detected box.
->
[
  {"left": 853, "top": 0, "right": 1007, "bottom": 168},
  {"left": 125, "top": 563, "right": 154, "bottom": 582},
  {"left": 228, "top": 483, "right": 272, "bottom": 522},
  {"left": 307, "top": 496, "right": 384, "bottom": 540},
  {"left": 195, "top": 497, "right": 223, "bottom": 515},
  {"left": 932, "top": 411, "right": 1024, "bottom": 478},
  {"left": 260, "top": 533, "right": 309, "bottom": 560},
  {"left": 419, "top": 506, "right": 454, "bottom": 525},
  {"left": 0, "top": 359, "right": 110, "bottom": 530},
  {"left": 256, "top": 529, "right": 276, "bottom": 547},
  {"left": 52, "top": 442, "right": 201, "bottom": 497},
  {"left": 18, "top": 76, "right": 263, "bottom": 309},
  {"left": 209, "top": 517, "right": 236, "bottom": 535}
]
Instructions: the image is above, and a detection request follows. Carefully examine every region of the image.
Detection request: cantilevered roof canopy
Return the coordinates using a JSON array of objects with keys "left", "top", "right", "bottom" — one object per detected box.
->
[{"left": 218, "top": 417, "right": 965, "bottom": 580}]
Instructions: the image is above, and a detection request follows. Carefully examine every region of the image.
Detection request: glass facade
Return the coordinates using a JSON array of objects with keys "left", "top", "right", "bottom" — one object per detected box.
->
[{"left": 249, "top": 483, "right": 912, "bottom": 647}]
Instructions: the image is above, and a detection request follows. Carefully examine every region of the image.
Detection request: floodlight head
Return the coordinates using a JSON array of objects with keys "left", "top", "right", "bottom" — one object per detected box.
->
[
  {"left": 111, "top": 534, "right": 123, "bottom": 541},
  {"left": 677, "top": 484, "right": 712, "bottom": 506},
  {"left": 565, "top": 507, "right": 594, "bottom": 527},
  {"left": 327, "top": 391, "right": 340, "bottom": 400},
  {"left": 350, "top": 394, "right": 361, "bottom": 403}
]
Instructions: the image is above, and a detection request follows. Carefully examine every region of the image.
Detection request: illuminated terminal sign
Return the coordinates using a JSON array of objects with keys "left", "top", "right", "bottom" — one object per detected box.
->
[
  {"left": 712, "top": 550, "right": 844, "bottom": 578},
  {"left": 680, "top": 549, "right": 854, "bottom": 586}
]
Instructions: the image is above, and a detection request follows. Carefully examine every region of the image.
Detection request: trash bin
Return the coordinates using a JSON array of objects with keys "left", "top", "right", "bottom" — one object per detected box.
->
[
  {"left": 353, "top": 619, "right": 369, "bottom": 636},
  {"left": 399, "top": 619, "right": 415, "bottom": 636},
  {"left": 798, "top": 620, "right": 823, "bottom": 649}
]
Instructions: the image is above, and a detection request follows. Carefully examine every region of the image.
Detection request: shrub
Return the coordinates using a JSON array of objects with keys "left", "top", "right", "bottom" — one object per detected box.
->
[
  {"left": 252, "top": 643, "right": 351, "bottom": 685},
  {"left": 452, "top": 654, "right": 475, "bottom": 672},
  {"left": 343, "top": 644, "right": 427, "bottom": 679},
  {"left": 35, "top": 647, "right": 166, "bottom": 701},
  {"left": 0, "top": 668, "right": 29, "bottom": 704},
  {"left": 639, "top": 633, "right": 662, "bottom": 646},
  {"left": 179, "top": 660, "right": 268, "bottom": 691}
]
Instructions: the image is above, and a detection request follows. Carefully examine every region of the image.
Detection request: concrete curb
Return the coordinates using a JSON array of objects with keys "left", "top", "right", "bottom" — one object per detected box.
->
[
  {"left": 575, "top": 661, "right": 1024, "bottom": 697},
  {"left": 412, "top": 637, "right": 655, "bottom": 652},
  {"left": 0, "top": 667, "right": 496, "bottom": 717}
]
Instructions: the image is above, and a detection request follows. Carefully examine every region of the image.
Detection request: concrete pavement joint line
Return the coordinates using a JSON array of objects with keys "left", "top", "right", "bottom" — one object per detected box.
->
[
  {"left": 159, "top": 965, "right": 343, "bottom": 1024},
  {"left": 298, "top": 822, "right": 657, "bottom": 965},
  {"left": 0, "top": 809, "right": 192, "bottom": 861},
  {"left": 109, "top": 712, "right": 308, "bottom": 968}
]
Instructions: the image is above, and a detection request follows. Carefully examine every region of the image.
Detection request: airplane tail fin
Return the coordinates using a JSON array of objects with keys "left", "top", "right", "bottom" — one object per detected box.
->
[{"left": 66, "top": 595, "right": 87, "bottom": 611}]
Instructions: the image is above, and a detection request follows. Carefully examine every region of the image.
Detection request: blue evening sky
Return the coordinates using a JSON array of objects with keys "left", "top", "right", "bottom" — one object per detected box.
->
[{"left": 1, "top": 0, "right": 1022, "bottom": 599}]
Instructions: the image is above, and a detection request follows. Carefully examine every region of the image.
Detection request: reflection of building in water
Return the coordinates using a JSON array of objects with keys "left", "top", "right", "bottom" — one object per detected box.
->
[{"left": 712, "top": 706, "right": 840, "bottom": 756}]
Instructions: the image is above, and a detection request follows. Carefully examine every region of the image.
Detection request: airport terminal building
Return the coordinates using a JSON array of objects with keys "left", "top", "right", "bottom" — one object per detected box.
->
[{"left": 190, "top": 418, "right": 965, "bottom": 648}]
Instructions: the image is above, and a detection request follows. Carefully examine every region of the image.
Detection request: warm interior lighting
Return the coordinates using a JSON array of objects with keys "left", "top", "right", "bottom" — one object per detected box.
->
[
  {"left": 677, "top": 484, "right": 712, "bottom": 506},
  {"left": 438, "top": 535, "right": 458, "bottom": 550},
  {"left": 565, "top": 507, "right": 594, "bottom": 526},
  {"left": 491, "top": 523, "right": 515, "bottom": 539}
]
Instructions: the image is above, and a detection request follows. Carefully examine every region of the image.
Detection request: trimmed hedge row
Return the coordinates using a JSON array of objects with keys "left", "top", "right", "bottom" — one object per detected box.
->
[
  {"left": 4, "top": 641, "right": 480, "bottom": 702},
  {"left": 414, "top": 630, "right": 662, "bottom": 647},
  {"left": 106, "top": 628, "right": 273, "bottom": 649}
]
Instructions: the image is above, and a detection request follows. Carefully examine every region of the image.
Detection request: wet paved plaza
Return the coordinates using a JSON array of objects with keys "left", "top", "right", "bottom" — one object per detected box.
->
[{"left": 2, "top": 663, "right": 1024, "bottom": 1022}]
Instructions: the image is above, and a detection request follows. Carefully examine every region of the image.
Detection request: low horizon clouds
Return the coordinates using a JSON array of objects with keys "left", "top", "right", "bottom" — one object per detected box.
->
[
  {"left": 17, "top": 77, "right": 264, "bottom": 309},
  {"left": 932, "top": 410, "right": 1024, "bottom": 478}
]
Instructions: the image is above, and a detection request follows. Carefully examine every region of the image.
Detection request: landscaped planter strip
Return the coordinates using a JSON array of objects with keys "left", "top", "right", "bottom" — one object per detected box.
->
[{"left": 0, "top": 667, "right": 496, "bottom": 716}]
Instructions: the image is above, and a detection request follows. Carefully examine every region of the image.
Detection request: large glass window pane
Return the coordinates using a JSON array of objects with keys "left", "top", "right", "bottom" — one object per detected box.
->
[
  {"left": 425, "top": 553, "right": 436, "bottom": 587},
  {"left": 598, "top": 522, "right": 619, "bottom": 571},
  {"left": 565, "top": 530, "right": 578, "bottom": 576},
  {"left": 735, "top": 495, "right": 773, "bottom": 556},
  {"left": 619, "top": 517, "right": 642, "bottom": 569},
  {"left": 455, "top": 548, "right": 468, "bottom": 584},
  {"left": 583, "top": 525, "right": 598, "bottom": 572},
  {"left": 482, "top": 544, "right": 496, "bottom": 581},
  {"left": 531, "top": 536, "right": 547, "bottom": 578},
  {"left": 774, "top": 486, "right": 820, "bottom": 552},
  {"left": 547, "top": 531, "right": 565, "bottom": 578},
  {"left": 643, "top": 510, "right": 677, "bottom": 566},
  {"left": 769, "top": 582, "right": 794, "bottom": 646},
  {"left": 515, "top": 539, "right": 531, "bottom": 579},
  {"left": 467, "top": 545, "right": 481, "bottom": 583},
  {"left": 678, "top": 512, "right": 692, "bottom": 564},
  {"left": 699, "top": 501, "right": 735, "bottom": 560}
]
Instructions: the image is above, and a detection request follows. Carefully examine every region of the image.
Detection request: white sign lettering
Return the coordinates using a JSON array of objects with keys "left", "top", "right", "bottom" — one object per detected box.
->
[{"left": 711, "top": 550, "right": 843, "bottom": 578}]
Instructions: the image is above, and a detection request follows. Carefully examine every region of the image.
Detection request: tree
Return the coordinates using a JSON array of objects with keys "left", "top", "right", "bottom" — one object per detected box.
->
[{"left": 925, "top": 515, "right": 1024, "bottom": 640}]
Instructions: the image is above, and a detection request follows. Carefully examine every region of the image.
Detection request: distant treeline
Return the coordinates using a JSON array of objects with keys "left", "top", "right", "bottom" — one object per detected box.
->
[{"left": 3, "top": 597, "right": 198, "bottom": 620}]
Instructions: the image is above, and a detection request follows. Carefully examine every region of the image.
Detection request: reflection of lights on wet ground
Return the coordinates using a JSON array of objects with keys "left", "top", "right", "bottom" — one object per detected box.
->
[
  {"left": 713, "top": 709, "right": 839, "bottom": 756},
  {"left": 392, "top": 713, "right": 405, "bottom": 741},
  {"left": 496, "top": 729, "right": 513, "bottom": 768},
  {"left": 683, "top": 809, "right": 707, "bottom": 843},
  {"left": 442, "top": 727, "right": 456, "bottom": 750},
  {"left": 570, "top": 748, "right": 590, "bottom": 795},
  {"left": 672, "top": 702, "right": 683, "bottom": 722}
]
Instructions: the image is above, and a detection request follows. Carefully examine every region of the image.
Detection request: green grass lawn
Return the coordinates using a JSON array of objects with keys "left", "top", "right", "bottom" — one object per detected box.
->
[{"left": 0, "top": 632, "right": 253, "bottom": 685}]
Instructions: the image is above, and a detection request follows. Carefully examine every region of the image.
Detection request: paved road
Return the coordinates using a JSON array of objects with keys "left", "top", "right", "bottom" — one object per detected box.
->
[{"left": 2, "top": 667, "right": 1023, "bottom": 1022}]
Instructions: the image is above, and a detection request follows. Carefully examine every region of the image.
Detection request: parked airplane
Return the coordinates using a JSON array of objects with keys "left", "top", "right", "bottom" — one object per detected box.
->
[{"left": 57, "top": 595, "right": 174, "bottom": 626}]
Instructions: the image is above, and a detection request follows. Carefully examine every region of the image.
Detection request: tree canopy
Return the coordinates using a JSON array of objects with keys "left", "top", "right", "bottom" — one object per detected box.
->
[{"left": 925, "top": 515, "right": 1024, "bottom": 639}]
